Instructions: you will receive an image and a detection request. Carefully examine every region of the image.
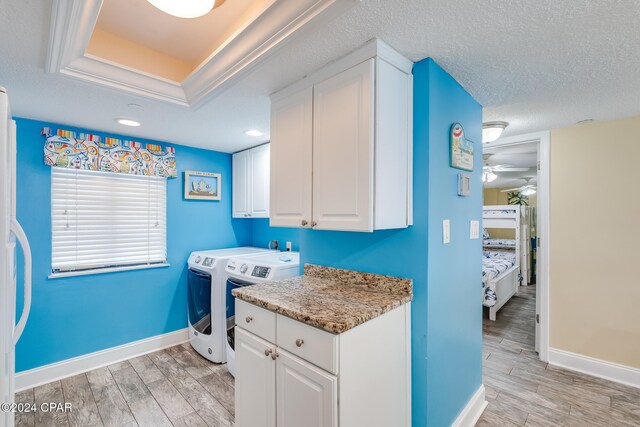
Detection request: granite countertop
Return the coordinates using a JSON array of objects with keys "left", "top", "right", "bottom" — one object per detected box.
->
[{"left": 232, "top": 264, "right": 413, "bottom": 334}]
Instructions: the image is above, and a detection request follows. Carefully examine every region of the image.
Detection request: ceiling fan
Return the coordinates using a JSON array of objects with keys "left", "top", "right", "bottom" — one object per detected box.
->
[
  {"left": 501, "top": 177, "right": 536, "bottom": 196},
  {"left": 482, "top": 154, "right": 529, "bottom": 182}
]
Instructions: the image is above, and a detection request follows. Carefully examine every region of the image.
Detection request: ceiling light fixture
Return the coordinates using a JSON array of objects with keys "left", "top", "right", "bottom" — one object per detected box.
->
[
  {"left": 521, "top": 188, "right": 536, "bottom": 196},
  {"left": 147, "top": 0, "right": 224, "bottom": 19},
  {"left": 245, "top": 130, "right": 263, "bottom": 137},
  {"left": 482, "top": 121, "right": 509, "bottom": 144},
  {"left": 482, "top": 170, "right": 498, "bottom": 183},
  {"left": 115, "top": 118, "right": 141, "bottom": 127}
]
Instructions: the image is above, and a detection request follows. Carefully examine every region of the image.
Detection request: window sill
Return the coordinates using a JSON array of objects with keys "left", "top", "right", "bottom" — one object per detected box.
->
[{"left": 48, "top": 263, "right": 171, "bottom": 279}]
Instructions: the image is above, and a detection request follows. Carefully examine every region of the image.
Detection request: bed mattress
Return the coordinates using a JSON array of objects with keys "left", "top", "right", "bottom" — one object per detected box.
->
[
  {"left": 483, "top": 238, "right": 516, "bottom": 249},
  {"left": 482, "top": 249, "right": 516, "bottom": 307}
]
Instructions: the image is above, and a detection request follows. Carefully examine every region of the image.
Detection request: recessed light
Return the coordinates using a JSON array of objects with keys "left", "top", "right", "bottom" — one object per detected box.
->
[
  {"left": 482, "top": 121, "right": 509, "bottom": 144},
  {"left": 245, "top": 130, "right": 263, "bottom": 137},
  {"left": 127, "top": 103, "right": 143, "bottom": 109},
  {"left": 115, "top": 118, "right": 141, "bottom": 127},
  {"left": 577, "top": 119, "right": 594, "bottom": 124}
]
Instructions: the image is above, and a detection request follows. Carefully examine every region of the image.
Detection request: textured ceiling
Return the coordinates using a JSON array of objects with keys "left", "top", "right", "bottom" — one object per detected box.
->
[{"left": 1, "top": 0, "right": 640, "bottom": 153}]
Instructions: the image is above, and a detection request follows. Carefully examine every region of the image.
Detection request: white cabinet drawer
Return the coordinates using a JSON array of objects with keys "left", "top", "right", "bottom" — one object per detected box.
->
[
  {"left": 276, "top": 315, "right": 338, "bottom": 374},
  {"left": 236, "top": 300, "right": 276, "bottom": 343}
]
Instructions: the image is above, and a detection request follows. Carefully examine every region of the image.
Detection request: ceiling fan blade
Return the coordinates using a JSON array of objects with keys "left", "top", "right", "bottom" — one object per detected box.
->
[
  {"left": 500, "top": 187, "right": 522, "bottom": 192},
  {"left": 492, "top": 167, "right": 530, "bottom": 172}
]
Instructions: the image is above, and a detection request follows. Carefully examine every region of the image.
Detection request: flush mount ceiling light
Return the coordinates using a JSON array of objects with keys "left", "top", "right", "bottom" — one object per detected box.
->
[
  {"left": 245, "top": 130, "right": 263, "bottom": 137},
  {"left": 521, "top": 187, "right": 537, "bottom": 196},
  {"left": 482, "top": 121, "right": 509, "bottom": 144},
  {"left": 115, "top": 118, "right": 141, "bottom": 127},
  {"left": 147, "top": 0, "right": 225, "bottom": 19}
]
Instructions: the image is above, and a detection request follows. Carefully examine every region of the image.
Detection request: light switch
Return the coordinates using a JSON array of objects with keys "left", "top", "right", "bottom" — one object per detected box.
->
[
  {"left": 443, "top": 219, "right": 450, "bottom": 244},
  {"left": 470, "top": 220, "right": 480, "bottom": 239}
]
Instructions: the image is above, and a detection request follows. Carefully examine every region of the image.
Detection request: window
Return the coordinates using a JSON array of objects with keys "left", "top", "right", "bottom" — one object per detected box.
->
[{"left": 51, "top": 168, "right": 167, "bottom": 275}]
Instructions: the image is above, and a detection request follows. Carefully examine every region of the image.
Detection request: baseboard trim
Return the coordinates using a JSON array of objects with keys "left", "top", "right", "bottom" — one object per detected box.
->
[
  {"left": 548, "top": 348, "right": 640, "bottom": 389},
  {"left": 16, "top": 328, "right": 188, "bottom": 391},
  {"left": 452, "top": 384, "right": 488, "bottom": 427}
]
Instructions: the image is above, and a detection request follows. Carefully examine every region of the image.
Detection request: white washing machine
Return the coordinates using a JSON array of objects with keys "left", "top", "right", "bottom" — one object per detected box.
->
[
  {"left": 224, "top": 251, "right": 300, "bottom": 377},
  {"left": 187, "top": 247, "right": 274, "bottom": 363}
]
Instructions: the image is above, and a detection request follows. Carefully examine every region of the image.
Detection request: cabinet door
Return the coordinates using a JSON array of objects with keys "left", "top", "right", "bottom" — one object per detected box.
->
[
  {"left": 250, "top": 144, "right": 270, "bottom": 218},
  {"left": 313, "top": 59, "right": 374, "bottom": 231},
  {"left": 276, "top": 349, "right": 337, "bottom": 427},
  {"left": 232, "top": 150, "right": 250, "bottom": 218},
  {"left": 235, "top": 328, "right": 276, "bottom": 427},
  {"left": 270, "top": 87, "right": 313, "bottom": 228}
]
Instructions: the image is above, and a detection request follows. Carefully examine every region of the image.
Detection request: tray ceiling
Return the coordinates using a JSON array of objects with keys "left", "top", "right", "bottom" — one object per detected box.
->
[{"left": 46, "top": 0, "right": 356, "bottom": 107}]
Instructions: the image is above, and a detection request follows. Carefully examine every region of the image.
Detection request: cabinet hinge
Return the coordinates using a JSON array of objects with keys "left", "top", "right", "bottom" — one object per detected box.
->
[{"left": 536, "top": 314, "right": 540, "bottom": 324}]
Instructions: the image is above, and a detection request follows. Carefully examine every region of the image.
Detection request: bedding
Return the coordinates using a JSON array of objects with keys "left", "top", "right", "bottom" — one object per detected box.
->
[
  {"left": 483, "top": 238, "right": 516, "bottom": 249},
  {"left": 482, "top": 249, "right": 516, "bottom": 307}
]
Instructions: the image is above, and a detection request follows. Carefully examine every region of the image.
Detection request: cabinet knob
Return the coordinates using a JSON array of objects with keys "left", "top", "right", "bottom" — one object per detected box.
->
[
  {"left": 271, "top": 351, "right": 278, "bottom": 360},
  {"left": 245, "top": 316, "right": 253, "bottom": 323},
  {"left": 295, "top": 339, "right": 304, "bottom": 347},
  {"left": 301, "top": 219, "right": 308, "bottom": 226},
  {"left": 311, "top": 221, "right": 317, "bottom": 227},
  {"left": 264, "top": 348, "right": 272, "bottom": 356}
]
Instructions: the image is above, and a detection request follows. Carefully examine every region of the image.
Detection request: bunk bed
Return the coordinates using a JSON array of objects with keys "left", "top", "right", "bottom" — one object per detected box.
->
[{"left": 482, "top": 205, "right": 521, "bottom": 321}]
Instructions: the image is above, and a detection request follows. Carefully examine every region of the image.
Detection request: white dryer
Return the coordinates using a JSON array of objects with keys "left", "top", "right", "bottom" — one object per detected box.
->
[
  {"left": 187, "top": 247, "right": 273, "bottom": 362},
  {"left": 224, "top": 251, "right": 300, "bottom": 376}
]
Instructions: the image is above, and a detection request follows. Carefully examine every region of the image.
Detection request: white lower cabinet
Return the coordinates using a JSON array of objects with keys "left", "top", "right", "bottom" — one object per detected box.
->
[
  {"left": 235, "top": 328, "right": 276, "bottom": 427},
  {"left": 235, "top": 299, "right": 411, "bottom": 427},
  {"left": 276, "top": 349, "right": 337, "bottom": 427}
]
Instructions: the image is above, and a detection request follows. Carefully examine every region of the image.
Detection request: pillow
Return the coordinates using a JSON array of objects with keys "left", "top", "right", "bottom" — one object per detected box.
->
[{"left": 482, "top": 228, "right": 490, "bottom": 239}]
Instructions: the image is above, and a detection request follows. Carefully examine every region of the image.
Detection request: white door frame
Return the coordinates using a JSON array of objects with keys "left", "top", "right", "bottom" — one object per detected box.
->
[{"left": 484, "top": 131, "right": 550, "bottom": 362}]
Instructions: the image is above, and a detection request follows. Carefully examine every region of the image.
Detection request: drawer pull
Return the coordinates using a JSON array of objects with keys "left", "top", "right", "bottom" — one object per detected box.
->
[
  {"left": 264, "top": 348, "right": 272, "bottom": 356},
  {"left": 245, "top": 316, "right": 254, "bottom": 323},
  {"left": 295, "top": 339, "right": 304, "bottom": 347}
]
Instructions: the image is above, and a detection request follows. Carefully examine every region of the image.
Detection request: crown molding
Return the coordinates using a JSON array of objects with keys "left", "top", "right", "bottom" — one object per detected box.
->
[{"left": 45, "top": 0, "right": 358, "bottom": 108}]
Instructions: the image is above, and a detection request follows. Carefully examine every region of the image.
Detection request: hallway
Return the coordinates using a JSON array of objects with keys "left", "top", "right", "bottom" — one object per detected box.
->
[{"left": 478, "top": 285, "right": 640, "bottom": 426}]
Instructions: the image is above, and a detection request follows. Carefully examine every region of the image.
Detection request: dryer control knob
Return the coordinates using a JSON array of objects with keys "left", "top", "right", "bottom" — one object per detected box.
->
[{"left": 240, "top": 264, "right": 248, "bottom": 274}]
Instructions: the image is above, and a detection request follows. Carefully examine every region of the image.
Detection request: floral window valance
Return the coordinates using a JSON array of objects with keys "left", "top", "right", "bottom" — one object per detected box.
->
[{"left": 41, "top": 128, "right": 177, "bottom": 178}]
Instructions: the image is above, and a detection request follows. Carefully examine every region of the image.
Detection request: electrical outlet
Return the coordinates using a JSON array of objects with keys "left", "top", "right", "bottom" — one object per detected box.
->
[
  {"left": 443, "top": 220, "right": 450, "bottom": 244},
  {"left": 286, "top": 241, "right": 292, "bottom": 252}
]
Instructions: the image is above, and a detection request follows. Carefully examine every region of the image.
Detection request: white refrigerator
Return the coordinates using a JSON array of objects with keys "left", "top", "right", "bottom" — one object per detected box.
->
[{"left": 0, "top": 87, "right": 32, "bottom": 427}]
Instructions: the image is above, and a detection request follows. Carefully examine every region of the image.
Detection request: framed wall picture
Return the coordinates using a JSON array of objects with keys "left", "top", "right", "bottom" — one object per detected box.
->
[
  {"left": 450, "top": 123, "right": 474, "bottom": 171},
  {"left": 184, "top": 170, "right": 221, "bottom": 201}
]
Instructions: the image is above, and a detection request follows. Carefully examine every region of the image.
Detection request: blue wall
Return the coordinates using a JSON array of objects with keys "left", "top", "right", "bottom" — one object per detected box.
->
[
  {"left": 248, "top": 59, "right": 483, "bottom": 426},
  {"left": 421, "top": 60, "right": 483, "bottom": 426},
  {"left": 14, "top": 118, "right": 253, "bottom": 372}
]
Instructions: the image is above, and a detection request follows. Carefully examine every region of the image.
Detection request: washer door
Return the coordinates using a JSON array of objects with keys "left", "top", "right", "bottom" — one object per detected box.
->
[
  {"left": 225, "top": 277, "right": 253, "bottom": 351},
  {"left": 188, "top": 268, "right": 212, "bottom": 335}
]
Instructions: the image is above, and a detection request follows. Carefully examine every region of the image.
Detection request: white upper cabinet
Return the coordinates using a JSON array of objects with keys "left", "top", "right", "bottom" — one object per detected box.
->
[
  {"left": 269, "top": 87, "right": 313, "bottom": 228},
  {"left": 269, "top": 39, "right": 413, "bottom": 232},
  {"left": 313, "top": 59, "right": 374, "bottom": 231},
  {"left": 233, "top": 144, "right": 270, "bottom": 218}
]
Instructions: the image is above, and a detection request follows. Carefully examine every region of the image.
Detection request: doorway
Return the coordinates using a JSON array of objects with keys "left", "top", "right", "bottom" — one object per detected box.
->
[{"left": 482, "top": 131, "right": 550, "bottom": 361}]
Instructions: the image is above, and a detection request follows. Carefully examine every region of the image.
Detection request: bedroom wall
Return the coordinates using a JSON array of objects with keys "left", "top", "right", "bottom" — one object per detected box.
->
[
  {"left": 13, "top": 117, "right": 253, "bottom": 372},
  {"left": 483, "top": 187, "right": 537, "bottom": 208},
  {"left": 550, "top": 115, "right": 640, "bottom": 369}
]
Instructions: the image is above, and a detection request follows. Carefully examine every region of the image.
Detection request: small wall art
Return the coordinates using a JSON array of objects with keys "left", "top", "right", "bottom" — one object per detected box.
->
[
  {"left": 450, "top": 123, "right": 474, "bottom": 171},
  {"left": 184, "top": 170, "right": 221, "bottom": 201}
]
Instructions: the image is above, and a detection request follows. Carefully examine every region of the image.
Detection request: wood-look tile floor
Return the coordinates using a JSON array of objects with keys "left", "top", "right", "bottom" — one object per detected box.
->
[
  {"left": 477, "top": 284, "right": 640, "bottom": 426},
  {"left": 15, "top": 343, "right": 235, "bottom": 427}
]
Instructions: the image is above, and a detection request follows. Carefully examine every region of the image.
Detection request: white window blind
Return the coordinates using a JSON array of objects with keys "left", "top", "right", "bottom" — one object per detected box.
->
[{"left": 51, "top": 168, "right": 167, "bottom": 274}]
